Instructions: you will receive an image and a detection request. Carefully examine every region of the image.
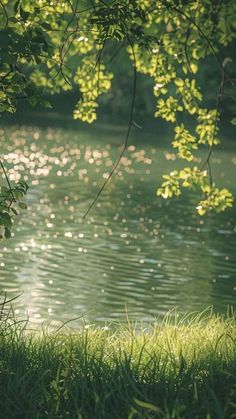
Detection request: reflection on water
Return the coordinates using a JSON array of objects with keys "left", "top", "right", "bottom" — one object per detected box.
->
[{"left": 0, "top": 124, "right": 236, "bottom": 326}]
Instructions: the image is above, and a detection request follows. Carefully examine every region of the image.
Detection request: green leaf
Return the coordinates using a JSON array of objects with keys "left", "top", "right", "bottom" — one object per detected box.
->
[
  {"left": 196, "top": 206, "right": 206, "bottom": 216},
  {"left": 14, "top": 0, "right": 21, "bottom": 13},
  {"left": 11, "top": 207, "right": 18, "bottom": 215},
  {"left": 14, "top": 191, "right": 24, "bottom": 200},
  {"left": 41, "top": 23, "right": 52, "bottom": 31},
  {"left": 175, "top": 78, "right": 184, "bottom": 87},
  {"left": 18, "top": 180, "right": 29, "bottom": 192},
  {"left": 18, "top": 202, "right": 27, "bottom": 210},
  {"left": 0, "top": 212, "right": 12, "bottom": 228},
  {"left": 4, "top": 227, "right": 11, "bottom": 239}
]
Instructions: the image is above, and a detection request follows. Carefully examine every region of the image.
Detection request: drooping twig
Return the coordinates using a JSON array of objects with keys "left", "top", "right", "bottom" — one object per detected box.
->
[
  {"left": 200, "top": 60, "right": 227, "bottom": 185},
  {"left": 109, "top": 43, "right": 125, "bottom": 63},
  {"left": 95, "top": 38, "right": 106, "bottom": 69},
  {"left": 95, "top": 32, "right": 108, "bottom": 99},
  {"left": 0, "top": 160, "right": 15, "bottom": 202},
  {"left": 83, "top": 34, "right": 137, "bottom": 218},
  {"left": 184, "top": 25, "right": 194, "bottom": 75}
]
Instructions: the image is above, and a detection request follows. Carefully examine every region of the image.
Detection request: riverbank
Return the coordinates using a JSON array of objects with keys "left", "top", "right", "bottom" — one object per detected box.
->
[{"left": 0, "top": 309, "right": 235, "bottom": 418}]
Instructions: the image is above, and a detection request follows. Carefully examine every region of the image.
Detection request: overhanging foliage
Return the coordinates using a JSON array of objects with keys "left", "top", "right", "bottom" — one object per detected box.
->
[{"left": 0, "top": 0, "right": 236, "bottom": 229}]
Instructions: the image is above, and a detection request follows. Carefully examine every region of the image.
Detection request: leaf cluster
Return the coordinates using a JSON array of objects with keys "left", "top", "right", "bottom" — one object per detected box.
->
[{"left": 0, "top": 179, "right": 28, "bottom": 240}]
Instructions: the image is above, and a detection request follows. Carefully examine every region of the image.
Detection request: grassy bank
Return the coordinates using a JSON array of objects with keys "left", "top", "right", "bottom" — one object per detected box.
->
[{"left": 0, "top": 308, "right": 236, "bottom": 419}]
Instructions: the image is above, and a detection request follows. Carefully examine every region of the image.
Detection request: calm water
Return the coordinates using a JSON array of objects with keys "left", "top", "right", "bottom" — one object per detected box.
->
[{"left": 0, "top": 122, "right": 236, "bottom": 327}]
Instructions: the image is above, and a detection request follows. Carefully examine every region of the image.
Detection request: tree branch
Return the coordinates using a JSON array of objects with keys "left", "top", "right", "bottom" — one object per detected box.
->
[
  {"left": 200, "top": 61, "right": 227, "bottom": 185},
  {"left": 83, "top": 34, "right": 137, "bottom": 218},
  {"left": 0, "top": 160, "right": 16, "bottom": 203}
]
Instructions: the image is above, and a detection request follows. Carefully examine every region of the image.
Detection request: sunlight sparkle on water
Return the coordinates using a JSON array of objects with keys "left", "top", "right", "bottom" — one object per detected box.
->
[{"left": 0, "top": 125, "right": 235, "bottom": 325}]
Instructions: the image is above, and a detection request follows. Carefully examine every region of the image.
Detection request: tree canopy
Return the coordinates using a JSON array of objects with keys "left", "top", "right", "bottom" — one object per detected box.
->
[{"left": 0, "top": 0, "right": 236, "bottom": 238}]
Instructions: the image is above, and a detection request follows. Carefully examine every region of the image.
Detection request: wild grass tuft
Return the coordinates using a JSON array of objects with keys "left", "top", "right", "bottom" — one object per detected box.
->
[{"left": 0, "top": 300, "right": 235, "bottom": 418}]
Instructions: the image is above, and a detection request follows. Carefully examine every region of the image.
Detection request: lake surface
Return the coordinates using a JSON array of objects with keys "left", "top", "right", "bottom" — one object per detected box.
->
[{"left": 0, "top": 121, "right": 236, "bottom": 327}]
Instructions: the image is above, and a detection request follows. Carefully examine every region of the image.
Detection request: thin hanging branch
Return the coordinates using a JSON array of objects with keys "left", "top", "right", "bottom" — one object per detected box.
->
[
  {"left": 109, "top": 43, "right": 125, "bottom": 63},
  {"left": 200, "top": 60, "right": 227, "bottom": 185},
  {"left": 83, "top": 34, "right": 137, "bottom": 218},
  {"left": 0, "top": 160, "right": 16, "bottom": 203}
]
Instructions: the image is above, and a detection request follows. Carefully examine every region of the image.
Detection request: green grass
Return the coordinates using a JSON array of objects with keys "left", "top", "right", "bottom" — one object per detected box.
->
[{"left": 0, "top": 303, "right": 236, "bottom": 418}]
